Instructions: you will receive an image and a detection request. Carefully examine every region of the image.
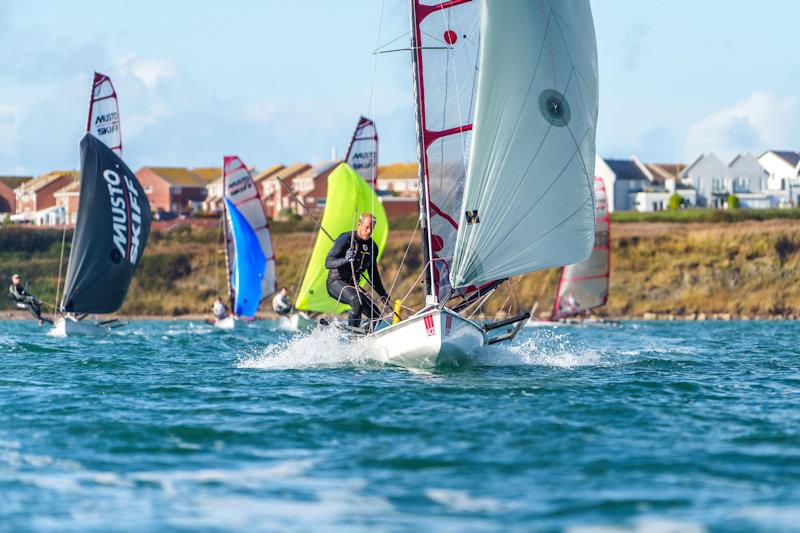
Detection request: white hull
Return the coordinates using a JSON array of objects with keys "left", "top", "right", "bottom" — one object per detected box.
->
[
  {"left": 51, "top": 316, "right": 114, "bottom": 337},
  {"left": 369, "top": 309, "right": 486, "bottom": 369},
  {"left": 214, "top": 316, "right": 236, "bottom": 329},
  {"left": 283, "top": 312, "right": 317, "bottom": 331}
]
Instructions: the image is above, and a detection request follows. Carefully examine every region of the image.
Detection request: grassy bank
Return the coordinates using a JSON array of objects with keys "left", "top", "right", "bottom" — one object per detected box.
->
[
  {"left": 3, "top": 217, "right": 800, "bottom": 318},
  {"left": 611, "top": 207, "right": 800, "bottom": 224}
]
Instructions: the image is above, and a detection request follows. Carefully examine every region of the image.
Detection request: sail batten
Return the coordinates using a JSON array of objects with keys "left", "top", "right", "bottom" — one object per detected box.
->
[
  {"left": 449, "top": 0, "right": 599, "bottom": 288},
  {"left": 222, "top": 156, "right": 276, "bottom": 317}
]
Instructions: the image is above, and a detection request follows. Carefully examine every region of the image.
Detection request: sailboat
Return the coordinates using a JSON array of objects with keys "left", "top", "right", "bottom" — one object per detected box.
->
[
  {"left": 215, "top": 156, "right": 277, "bottom": 329},
  {"left": 528, "top": 176, "right": 614, "bottom": 327},
  {"left": 52, "top": 72, "right": 151, "bottom": 336},
  {"left": 342, "top": 0, "right": 599, "bottom": 367},
  {"left": 344, "top": 116, "right": 379, "bottom": 187},
  {"left": 287, "top": 162, "right": 388, "bottom": 330}
]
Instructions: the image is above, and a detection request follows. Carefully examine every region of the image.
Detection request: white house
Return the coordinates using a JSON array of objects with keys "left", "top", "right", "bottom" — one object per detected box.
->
[{"left": 758, "top": 150, "right": 799, "bottom": 206}]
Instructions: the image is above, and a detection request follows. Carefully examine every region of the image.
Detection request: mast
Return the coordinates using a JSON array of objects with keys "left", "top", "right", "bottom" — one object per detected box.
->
[
  {"left": 409, "top": 0, "right": 435, "bottom": 302},
  {"left": 221, "top": 198, "right": 235, "bottom": 313}
]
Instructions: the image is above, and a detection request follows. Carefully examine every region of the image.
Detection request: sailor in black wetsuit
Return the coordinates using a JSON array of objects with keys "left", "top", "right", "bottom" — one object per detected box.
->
[
  {"left": 325, "top": 212, "right": 389, "bottom": 328},
  {"left": 8, "top": 274, "right": 44, "bottom": 324}
]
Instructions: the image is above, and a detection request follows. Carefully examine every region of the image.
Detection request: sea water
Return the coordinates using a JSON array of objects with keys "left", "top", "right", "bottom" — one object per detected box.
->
[{"left": 0, "top": 320, "right": 798, "bottom": 531}]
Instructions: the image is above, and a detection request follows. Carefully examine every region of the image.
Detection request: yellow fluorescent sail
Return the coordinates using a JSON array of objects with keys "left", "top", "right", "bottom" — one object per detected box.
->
[{"left": 295, "top": 162, "right": 389, "bottom": 314}]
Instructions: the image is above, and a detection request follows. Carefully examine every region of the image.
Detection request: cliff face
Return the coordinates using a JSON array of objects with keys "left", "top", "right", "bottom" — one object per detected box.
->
[{"left": 3, "top": 219, "right": 800, "bottom": 318}]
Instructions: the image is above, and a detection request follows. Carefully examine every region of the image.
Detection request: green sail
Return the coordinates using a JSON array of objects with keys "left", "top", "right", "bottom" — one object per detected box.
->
[{"left": 295, "top": 162, "right": 389, "bottom": 314}]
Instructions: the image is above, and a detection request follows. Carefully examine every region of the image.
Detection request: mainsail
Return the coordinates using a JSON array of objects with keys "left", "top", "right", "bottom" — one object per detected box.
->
[
  {"left": 294, "top": 163, "right": 388, "bottom": 314},
  {"left": 410, "top": 0, "right": 481, "bottom": 302},
  {"left": 60, "top": 134, "right": 151, "bottom": 313},
  {"left": 450, "top": 0, "right": 599, "bottom": 288},
  {"left": 552, "top": 176, "right": 610, "bottom": 320},
  {"left": 87, "top": 72, "right": 122, "bottom": 155},
  {"left": 345, "top": 116, "right": 378, "bottom": 187},
  {"left": 222, "top": 156, "right": 277, "bottom": 317}
]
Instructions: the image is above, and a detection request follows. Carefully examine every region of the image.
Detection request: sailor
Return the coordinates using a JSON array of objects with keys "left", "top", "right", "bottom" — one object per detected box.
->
[
  {"left": 325, "top": 212, "right": 389, "bottom": 328},
  {"left": 566, "top": 293, "right": 580, "bottom": 313},
  {"left": 272, "top": 287, "right": 292, "bottom": 316},
  {"left": 213, "top": 297, "right": 228, "bottom": 321},
  {"left": 8, "top": 274, "right": 44, "bottom": 325}
]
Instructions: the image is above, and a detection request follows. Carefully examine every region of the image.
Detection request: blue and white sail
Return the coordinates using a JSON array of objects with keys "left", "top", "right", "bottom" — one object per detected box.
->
[{"left": 224, "top": 197, "right": 267, "bottom": 317}]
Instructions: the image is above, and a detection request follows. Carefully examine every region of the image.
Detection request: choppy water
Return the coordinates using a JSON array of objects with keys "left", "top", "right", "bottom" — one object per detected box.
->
[{"left": 1, "top": 319, "right": 799, "bottom": 532}]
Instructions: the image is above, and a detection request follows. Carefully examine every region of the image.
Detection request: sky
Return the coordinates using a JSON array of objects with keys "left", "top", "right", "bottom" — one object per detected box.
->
[{"left": 1, "top": 0, "right": 800, "bottom": 175}]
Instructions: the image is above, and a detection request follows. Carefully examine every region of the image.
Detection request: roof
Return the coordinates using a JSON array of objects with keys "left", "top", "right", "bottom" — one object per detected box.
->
[
  {"left": 190, "top": 167, "right": 222, "bottom": 184},
  {"left": 54, "top": 180, "right": 81, "bottom": 195},
  {"left": 252, "top": 164, "right": 285, "bottom": 184},
  {"left": 604, "top": 159, "right": 649, "bottom": 181},
  {"left": 0, "top": 176, "right": 32, "bottom": 190},
  {"left": 645, "top": 163, "right": 686, "bottom": 183},
  {"left": 768, "top": 150, "right": 800, "bottom": 167},
  {"left": 142, "top": 167, "right": 206, "bottom": 187},
  {"left": 15, "top": 171, "right": 78, "bottom": 193},
  {"left": 378, "top": 163, "right": 418, "bottom": 181}
]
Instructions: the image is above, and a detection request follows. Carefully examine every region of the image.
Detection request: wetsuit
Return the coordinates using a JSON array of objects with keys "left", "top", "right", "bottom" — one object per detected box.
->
[
  {"left": 325, "top": 231, "right": 388, "bottom": 327},
  {"left": 9, "top": 283, "right": 42, "bottom": 320}
]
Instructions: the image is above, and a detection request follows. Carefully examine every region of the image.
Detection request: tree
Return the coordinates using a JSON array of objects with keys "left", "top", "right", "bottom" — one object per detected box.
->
[
  {"left": 667, "top": 194, "right": 683, "bottom": 211},
  {"left": 727, "top": 194, "right": 740, "bottom": 209}
]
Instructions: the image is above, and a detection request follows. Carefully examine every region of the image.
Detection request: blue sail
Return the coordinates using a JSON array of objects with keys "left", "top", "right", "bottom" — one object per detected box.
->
[{"left": 225, "top": 197, "right": 267, "bottom": 318}]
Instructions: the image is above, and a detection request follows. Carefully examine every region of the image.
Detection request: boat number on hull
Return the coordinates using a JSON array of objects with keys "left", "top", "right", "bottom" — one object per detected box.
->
[{"left": 423, "top": 315, "right": 435, "bottom": 337}]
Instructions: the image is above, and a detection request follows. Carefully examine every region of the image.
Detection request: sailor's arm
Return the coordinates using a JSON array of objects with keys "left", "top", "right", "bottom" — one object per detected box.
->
[{"left": 325, "top": 234, "right": 354, "bottom": 269}]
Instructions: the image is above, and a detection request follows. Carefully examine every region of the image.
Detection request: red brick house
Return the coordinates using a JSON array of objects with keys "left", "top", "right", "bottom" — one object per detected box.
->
[
  {"left": 376, "top": 163, "right": 419, "bottom": 197},
  {"left": 54, "top": 180, "right": 81, "bottom": 224},
  {"left": 134, "top": 167, "right": 208, "bottom": 213},
  {"left": 292, "top": 161, "right": 340, "bottom": 218},
  {"left": 14, "top": 171, "right": 77, "bottom": 218},
  {"left": 0, "top": 176, "right": 32, "bottom": 213},
  {"left": 261, "top": 162, "right": 312, "bottom": 219}
]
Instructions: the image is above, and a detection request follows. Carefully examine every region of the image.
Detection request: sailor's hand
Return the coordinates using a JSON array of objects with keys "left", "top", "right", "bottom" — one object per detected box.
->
[{"left": 345, "top": 249, "right": 356, "bottom": 262}]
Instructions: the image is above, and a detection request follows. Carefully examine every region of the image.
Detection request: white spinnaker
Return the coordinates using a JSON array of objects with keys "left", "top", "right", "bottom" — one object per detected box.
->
[
  {"left": 223, "top": 156, "right": 277, "bottom": 302},
  {"left": 450, "top": 0, "right": 598, "bottom": 288},
  {"left": 87, "top": 72, "right": 122, "bottom": 155}
]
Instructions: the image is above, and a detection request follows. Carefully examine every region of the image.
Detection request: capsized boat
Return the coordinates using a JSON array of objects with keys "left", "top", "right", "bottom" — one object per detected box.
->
[
  {"left": 527, "top": 176, "right": 617, "bottom": 327},
  {"left": 350, "top": 0, "right": 599, "bottom": 368},
  {"left": 215, "top": 156, "right": 277, "bottom": 328},
  {"left": 287, "top": 162, "right": 389, "bottom": 330},
  {"left": 52, "top": 72, "right": 150, "bottom": 336}
]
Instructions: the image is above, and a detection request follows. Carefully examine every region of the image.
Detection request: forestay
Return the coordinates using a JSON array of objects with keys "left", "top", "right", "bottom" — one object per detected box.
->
[
  {"left": 294, "top": 163, "right": 388, "bottom": 314},
  {"left": 450, "top": 0, "right": 599, "bottom": 288},
  {"left": 222, "top": 156, "right": 277, "bottom": 315},
  {"left": 87, "top": 72, "right": 122, "bottom": 155},
  {"left": 552, "top": 176, "right": 610, "bottom": 319},
  {"left": 410, "top": 0, "right": 481, "bottom": 302},
  {"left": 60, "top": 134, "right": 151, "bottom": 313},
  {"left": 345, "top": 116, "right": 378, "bottom": 187}
]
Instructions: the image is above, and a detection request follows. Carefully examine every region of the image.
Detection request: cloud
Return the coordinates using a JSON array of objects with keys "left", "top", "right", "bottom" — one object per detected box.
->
[
  {"left": 118, "top": 56, "right": 176, "bottom": 90},
  {"left": 623, "top": 23, "right": 648, "bottom": 72},
  {"left": 684, "top": 91, "right": 800, "bottom": 159}
]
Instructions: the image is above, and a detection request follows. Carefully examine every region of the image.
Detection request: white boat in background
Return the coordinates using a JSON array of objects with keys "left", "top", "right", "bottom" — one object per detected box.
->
[
  {"left": 527, "top": 176, "right": 618, "bottom": 328},
  {"left": 321, "top": 0, "right": 600, "bottom": 368},
  {"left": 214, "top": 156, "right": 278, "bottom": 329},
  {"left": 51, "top": 73, "right": 152, "bottom": 336},
  {"left": 282, "top": 311, "right": 317, "bottom": 332}
]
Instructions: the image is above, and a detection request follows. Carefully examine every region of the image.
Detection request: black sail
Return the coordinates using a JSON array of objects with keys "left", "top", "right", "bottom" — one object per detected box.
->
[{"left": 60, "top": 134, "right": 152, "bottom": 313}]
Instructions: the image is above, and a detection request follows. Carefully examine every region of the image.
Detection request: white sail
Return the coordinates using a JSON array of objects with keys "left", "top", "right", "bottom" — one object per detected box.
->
[
  {"left": 345, "top": 116, "right": 379, "bottom": 187},
  {"left": 450, "top": 0, "right": 598, "bottom": 288},
  {"left": 87, "top": 72, "right": 122, "bottom": 155}
]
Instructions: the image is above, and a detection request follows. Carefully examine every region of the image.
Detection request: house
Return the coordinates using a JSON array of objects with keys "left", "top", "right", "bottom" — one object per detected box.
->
[
  {"left": 54, "top": 180, "right": 81, "bottom": 224},
  {"left": 292, "top": 161, "right": 340, "bottom": 217},
  {"left": 14, "top": 171, "right": 77, "bottom": 222},
  {"left": 0, "top": 176, "right": 32, "bottom": 214},
  {"left": 758, "top": 150, "right": 800, "bottom": 206},
  {"left": 134, "top": 167, "right": 209, "bottom": 213},
  {"left": 679, "top": 153, "right": 729, "bottom": 208},
  {"left": 376, "top": 163, "right": 419, "bottom": 197},
  {"left": 261, "top": 163, "right": 311, "bottom": 219},
  {"left": 726, "top": 153, "right": 775, "bottom": 208},
  {"left": 594, "top": 156, "right": 652, "bottom": 211}
]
